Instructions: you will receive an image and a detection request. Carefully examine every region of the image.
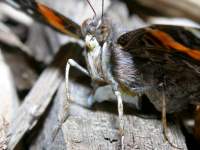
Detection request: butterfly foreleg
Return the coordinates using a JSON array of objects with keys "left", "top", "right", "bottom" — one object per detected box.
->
[
  {"left": 65, "top": 59, "right": 89, "bottom": 100},
  {"left": 52, "top": 59, "right": 90, "bottom": 141},
  {"left": 52, "top": 59, "right": 89, "bottom": 141}
]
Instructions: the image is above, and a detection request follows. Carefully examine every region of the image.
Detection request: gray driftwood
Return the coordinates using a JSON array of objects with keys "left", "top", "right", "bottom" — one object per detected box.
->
[
  {"left": 0, "top": 50, "right": 19, "bottom": 150},
  {"left": 63, "top": 83, "right": 187, "bottom": 150},
  {"left": 0, "top": 49, "right": 19, "bottom": 123},
  {"left": 2, "top": 49, "right": 38, "bottom": 91},
  {"left": 6, "top": 45, "right": 76, "bottom": 149},
  {"left": 28, "top": 81, "right": 188, "bottom": 150},
  {"left": 0, "top": 22, "right": 32, "bottom": 56}
]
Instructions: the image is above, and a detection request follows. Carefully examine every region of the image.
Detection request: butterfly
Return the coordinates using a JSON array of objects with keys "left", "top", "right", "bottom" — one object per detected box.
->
[{"left": 6, "top": 0, "right": 200, "bottom": 149}]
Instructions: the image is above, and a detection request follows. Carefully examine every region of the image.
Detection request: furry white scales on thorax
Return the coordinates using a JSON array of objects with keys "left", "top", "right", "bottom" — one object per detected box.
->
[{"left": 85, "top": 34, "right": 104, "bottom": 81}]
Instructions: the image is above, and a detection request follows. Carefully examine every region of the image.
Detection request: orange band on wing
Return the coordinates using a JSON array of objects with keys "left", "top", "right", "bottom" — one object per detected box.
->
[
  {"left": 37, "top": 3, "right": 78, "bottom": 38},
  {"left": 149, "top": 29, "right": 200, "bottom": 61},
  {"left": 37, "top": 3, "right": 67, "bottom": 33}
]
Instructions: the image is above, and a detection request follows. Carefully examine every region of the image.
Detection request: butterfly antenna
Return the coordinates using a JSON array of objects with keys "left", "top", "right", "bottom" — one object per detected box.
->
[
  {"left": 86, "top": 0, "right": 96, "bottom": 17},
  {"left": 101, "top": 0, "right": 104, "bottom": 21}
]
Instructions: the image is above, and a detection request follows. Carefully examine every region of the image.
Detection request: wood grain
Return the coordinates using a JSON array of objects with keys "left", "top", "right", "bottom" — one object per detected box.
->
[
  {"left": 6, "top": 44, "right": 73, "bottom": 149},
  {"left": 28, "top": 72, "right": 188, "bottom": 150},
  {"left": 0, "top": 50, "right": 19, "bottom": 123}
]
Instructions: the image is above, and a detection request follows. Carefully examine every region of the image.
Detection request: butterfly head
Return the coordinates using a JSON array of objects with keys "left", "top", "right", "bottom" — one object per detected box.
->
[{"left": 82, "top": 17, "right": 112, "bottom": 51}]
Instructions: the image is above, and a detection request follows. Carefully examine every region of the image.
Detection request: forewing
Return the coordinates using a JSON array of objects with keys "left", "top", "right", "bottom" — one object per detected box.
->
[
  {"left": 6, "top": 0, "right": 83, "bottom": 39},
  {"left": 117, "top": 25, "right": 200, "bottom": 112}
]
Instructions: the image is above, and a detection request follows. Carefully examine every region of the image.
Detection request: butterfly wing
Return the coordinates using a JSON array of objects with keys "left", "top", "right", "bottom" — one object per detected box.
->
[
  {"left": 118, "top": 25, "right": 200, "bottom": 62},
  {"left": 115, "top": 25, "right": 200, "bottom": 112},
  {"left": 6, "top": 0, "right": 83, "bottom": 39}
]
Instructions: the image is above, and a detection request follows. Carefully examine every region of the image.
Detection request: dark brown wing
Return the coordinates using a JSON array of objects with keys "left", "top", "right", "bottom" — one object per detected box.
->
[
  {"left": 6, "top": 0, "right": 83, "bottom": 39},
  {"left": 118, "top": 25, "right": 200, "bottom": 62},
  {"left": 116, "top": 25, "right": 200, "bottom": 112}
]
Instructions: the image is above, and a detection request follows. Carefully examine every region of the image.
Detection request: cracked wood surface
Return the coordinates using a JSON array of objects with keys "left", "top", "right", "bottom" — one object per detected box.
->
[
  {"left": 28, "top": 64, "right": 188, "bottom": 150},
  {"left": 62, "top": 86, "right": 188, "bottom": 150},
  {"left": 6, "top": 45, "right": 73, "bottom": 149},
  {"left": 0, "top": 50, "right": 19, "bottom": 150}
]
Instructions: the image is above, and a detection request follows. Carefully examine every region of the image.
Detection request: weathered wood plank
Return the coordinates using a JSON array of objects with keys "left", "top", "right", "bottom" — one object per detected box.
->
[
  {"left": 0, "top": 49, "right": 19, "bottom": 150},
  {"left": 0, "top": 49, "right": 19, "bottom": 123},
  {"left": 0, "top": 22, "right": 33, "bottom": 56},
  {"left": 62, "top": 85, "right": 187, "bottom": 149},
  {"left": 2, "top": 49, "right": 38, "bottom": 92},
  {"left": 6, "top": 44, "right": 82, "bottom": 149},
  {"left": 28, "top": 72, "right": 187, "bottom": 150},
  {"left": 0, "top": 117, "right": 9, "bottom": 150}
]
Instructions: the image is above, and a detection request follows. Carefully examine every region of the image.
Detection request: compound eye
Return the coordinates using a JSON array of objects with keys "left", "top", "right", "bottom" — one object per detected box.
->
[
  {"left": 88, "top": 20, "right": 98, "bottom": 33},
  {"left": 81, "top": 18, "right": 97, "bottom": 36}
]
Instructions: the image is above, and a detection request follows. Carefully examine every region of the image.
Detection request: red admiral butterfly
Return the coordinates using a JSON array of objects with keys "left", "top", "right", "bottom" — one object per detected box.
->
[{"left": 6, "top": 0, "right": 200, "bottom": 149}]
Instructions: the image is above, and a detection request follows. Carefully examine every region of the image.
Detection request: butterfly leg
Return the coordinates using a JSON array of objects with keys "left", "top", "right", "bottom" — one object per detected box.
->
[
  {"left": 160, "top": 83, "right": 181, "bottom": 149},
  {"left": 65, "top": 59, "right": 89, "bottom": 100},
  {"left": 52, "top": 59, "right": 90, "bottom": 141},
  {"left": 112, "top": 84, "right": 125, "bottom": 150},
  {"left": 52, "top": 59, "right": 89, "bottom": 141}
]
